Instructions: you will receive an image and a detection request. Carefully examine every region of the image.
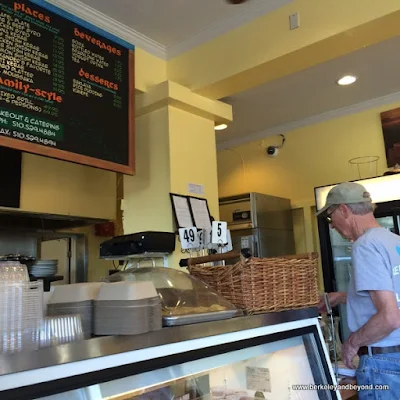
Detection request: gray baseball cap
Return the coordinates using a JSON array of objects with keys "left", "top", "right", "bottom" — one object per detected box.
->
[{"left": 316, "top": 182, "right": 372, "bottom": 216}]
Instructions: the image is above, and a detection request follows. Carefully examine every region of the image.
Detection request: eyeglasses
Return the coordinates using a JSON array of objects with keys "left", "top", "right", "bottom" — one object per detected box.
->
[{"left": 326, "top": 207, "right": 338, "bottom": 224}]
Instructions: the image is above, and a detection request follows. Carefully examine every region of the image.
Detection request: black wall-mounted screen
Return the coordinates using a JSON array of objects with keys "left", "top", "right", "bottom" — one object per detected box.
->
[{"left": 0, "top": 146, "right": 21, "bottom": 208}]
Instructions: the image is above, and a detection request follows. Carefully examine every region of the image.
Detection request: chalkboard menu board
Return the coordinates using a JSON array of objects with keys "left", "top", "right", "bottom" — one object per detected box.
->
[{"left": 0, "top": 0, "right": 135, "bottom": 174}]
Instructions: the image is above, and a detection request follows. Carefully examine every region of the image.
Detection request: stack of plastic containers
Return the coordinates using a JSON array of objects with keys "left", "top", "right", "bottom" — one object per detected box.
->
[
  {"left": 94, "top": 281, "right": 162, "bottom": 336},
  {"left": 47, "top": 283, "right": 102, "bottom": 339},
  {"left": 39, "top": 315, "right": 84, "bottom": 348},
  {"left": 0, "top": 262, "right": 43, "bottom": 354}
]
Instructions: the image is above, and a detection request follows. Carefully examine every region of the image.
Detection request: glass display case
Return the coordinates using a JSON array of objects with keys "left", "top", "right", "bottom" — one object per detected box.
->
[
  {"left": 56, "top": 333, "right": 331, "bottom": 400},
  {"left": 0, "top": 309, "right": 339, "bottom": 400},
  {"left": 104, "top": 267, "right": 239, "bottom": 326}
]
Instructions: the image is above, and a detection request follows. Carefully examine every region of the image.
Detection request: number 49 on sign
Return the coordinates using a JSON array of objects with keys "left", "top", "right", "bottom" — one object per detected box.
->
[{"left": 179, "top": 227, "right": 200, "bottom": 250}]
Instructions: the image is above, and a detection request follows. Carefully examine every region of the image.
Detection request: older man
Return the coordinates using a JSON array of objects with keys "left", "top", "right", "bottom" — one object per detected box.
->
[{"left": 317, "top": 182, "right": 400, "bottom": 399}]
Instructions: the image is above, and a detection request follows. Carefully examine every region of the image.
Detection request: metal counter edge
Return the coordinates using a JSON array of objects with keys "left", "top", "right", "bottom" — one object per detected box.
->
[{"left": 0, "top": 307, "right": 317, "bottom": 377}]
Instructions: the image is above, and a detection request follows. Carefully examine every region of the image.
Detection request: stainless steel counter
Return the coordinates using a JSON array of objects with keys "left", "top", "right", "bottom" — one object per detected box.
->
[{"left": 0, "top": 307, "right": 317, "bottom": 377}]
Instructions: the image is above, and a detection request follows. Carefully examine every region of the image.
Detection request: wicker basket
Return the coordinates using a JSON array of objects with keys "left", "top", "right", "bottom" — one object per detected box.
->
[{"left": 189, "top": 252, "right": 319, "bottom": 314}]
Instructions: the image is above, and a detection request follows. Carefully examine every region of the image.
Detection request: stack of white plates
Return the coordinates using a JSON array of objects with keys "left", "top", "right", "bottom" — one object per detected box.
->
[
  {"left": 94, "top": 282, "right": 162, "bottom": 336},
  {"left": 47, "top": 283, "right": 102, "bottom": 339},
  {"left": 29, "top": 260, "right": 58, "bottom": 278}
]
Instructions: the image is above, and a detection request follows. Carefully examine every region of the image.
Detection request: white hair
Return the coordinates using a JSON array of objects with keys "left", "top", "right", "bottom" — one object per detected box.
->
[{"left": 347, "top": 201, "right": 375, "bottom": 215}]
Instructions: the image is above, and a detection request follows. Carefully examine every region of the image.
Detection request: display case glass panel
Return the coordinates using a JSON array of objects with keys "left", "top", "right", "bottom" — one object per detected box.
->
[{"left": 37, "top": 327, "right": 336, "bottom": 400}]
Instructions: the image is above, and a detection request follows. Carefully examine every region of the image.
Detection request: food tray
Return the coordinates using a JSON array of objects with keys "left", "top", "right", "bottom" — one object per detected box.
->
[{"left": 162, "top": 309, "right": 241, "bottom": 327}]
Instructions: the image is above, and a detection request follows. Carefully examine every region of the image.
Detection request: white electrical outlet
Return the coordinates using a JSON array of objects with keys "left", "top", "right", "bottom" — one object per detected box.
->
[{"left": 289, "top": 12, "right": 300, "bottom": 30}]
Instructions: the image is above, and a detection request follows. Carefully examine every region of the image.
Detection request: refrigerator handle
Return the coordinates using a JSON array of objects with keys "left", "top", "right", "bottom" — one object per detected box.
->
[{"left": 253, "top": 239, "right": 259, "bottom": 257}]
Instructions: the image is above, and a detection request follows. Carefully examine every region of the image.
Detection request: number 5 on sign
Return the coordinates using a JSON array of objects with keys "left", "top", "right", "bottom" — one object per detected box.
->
[
  {"left": 211, "top": 221, "right": 227, "bottom": 244},
  {"left": 179, "top": 227, "right": 199, "bottom": 250}
]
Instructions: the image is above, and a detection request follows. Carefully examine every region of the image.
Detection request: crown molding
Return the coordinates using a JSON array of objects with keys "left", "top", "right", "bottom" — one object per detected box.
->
[
  {"left": 166, "top": 0, "right": 292, "bottom": 60},
  {"left": 217, "top": 91, "right": 400, "bottom": 150},
  {"left": 44, "top": 0, "right": 167, "bottom": 59},
  {"left": 44, "top": 0, "right": 291, "bottom": 61}
]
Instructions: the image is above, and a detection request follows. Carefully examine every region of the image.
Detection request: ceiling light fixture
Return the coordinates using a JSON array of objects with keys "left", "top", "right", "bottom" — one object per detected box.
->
[
  {"left": 215, "top": 124, "right": 228, "bottom": 131},
  {"left": 337, "top": 75, "right": 357, "bottom": 86}
]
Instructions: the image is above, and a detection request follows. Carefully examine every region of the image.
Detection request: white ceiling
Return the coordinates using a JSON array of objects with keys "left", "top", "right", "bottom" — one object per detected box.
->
[
  {"left": 69, "top": 0, "right": 291, "bottom": 58},
  {"left": 217, "top": 35, "right": 400, "bottom": 148}
]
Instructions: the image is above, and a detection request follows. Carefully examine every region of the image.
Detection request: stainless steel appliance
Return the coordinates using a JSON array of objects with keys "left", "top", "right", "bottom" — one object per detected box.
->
[{"left": 219, "top": 192, "right": 295, "bottom": 258}]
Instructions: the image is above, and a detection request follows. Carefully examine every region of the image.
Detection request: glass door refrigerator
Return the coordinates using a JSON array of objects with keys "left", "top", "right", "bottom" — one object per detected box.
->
[{"left": 315, "top": 174, "right": 400, "bottom": 342}]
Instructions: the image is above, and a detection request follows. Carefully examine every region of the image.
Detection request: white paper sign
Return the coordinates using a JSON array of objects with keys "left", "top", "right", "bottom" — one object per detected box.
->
[
  {"left": 199, "top": 228, "right": 209, "bottom": 249},
  {"left": 211, "top": 221, "right": 227, "bottom": 244},
  {"left": 241, "top": 236, "right": 250, "bottom": 249},
  {"left": 171, "top": 195, "right": 193, "bottom": 227},
  {"left": 189, "top": 197, "right": 212, "bottom": 230},
  {"left": 179, "top": 227, "right": 199, "bottom": 250},
  {"left": 187, "top": 183, "right": 204, "bottom": 195},
  {"left": 246, "top": 366, "right": 271, "bottom": 392},
  {"left": 221, "top": 229, "right": 233, "bottom": 253}
]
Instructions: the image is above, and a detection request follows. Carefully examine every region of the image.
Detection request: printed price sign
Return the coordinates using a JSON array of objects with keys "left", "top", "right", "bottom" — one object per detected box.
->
[
  {"left": 211, "top": 221, "right": 227, "bottom": 244},
  {"left": 246, "top": 366, "right": 271, "bottom": 392},
  {"left": 179, "top": 227, "right": 199, "bottom": 250}
]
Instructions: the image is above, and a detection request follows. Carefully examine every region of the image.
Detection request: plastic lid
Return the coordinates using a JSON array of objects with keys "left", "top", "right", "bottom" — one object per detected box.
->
[
  {"left": 104, "top": 267, "right": 236, "bottom": 316},
  {"left": 48, "top": 282, "right": 102, "bottom": 304}
]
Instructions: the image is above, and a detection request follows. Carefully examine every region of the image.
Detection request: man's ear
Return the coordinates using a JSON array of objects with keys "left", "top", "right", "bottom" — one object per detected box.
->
[{"left": 340, "top": 204, "right": 351, "bottom": 219}]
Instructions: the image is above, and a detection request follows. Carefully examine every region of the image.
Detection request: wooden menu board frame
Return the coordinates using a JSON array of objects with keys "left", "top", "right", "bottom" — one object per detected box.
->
[{"left": 0, "top": 1, "right": 135, "bottom": 175}]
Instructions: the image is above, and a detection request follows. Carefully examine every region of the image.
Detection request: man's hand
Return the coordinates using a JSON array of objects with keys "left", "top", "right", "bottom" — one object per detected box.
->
[
  {"left": 342, "top": 337, "right": 359, "bottom": 369},
  {"left": 318, "top": 292, "right": 346, "bottom": 313}
]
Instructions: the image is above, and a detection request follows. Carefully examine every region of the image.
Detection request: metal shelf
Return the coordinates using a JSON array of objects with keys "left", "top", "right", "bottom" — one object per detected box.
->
[{"left": 100, "top": 252, "right": 170, "bottom": 267}]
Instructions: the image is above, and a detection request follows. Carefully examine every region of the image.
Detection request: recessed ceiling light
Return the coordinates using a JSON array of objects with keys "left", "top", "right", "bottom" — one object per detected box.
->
[
  {"left": 215, "top": 124, "right": 228, "bottom": 131},
  {"left": 337, "top": 75, "right": 357, "bottom": 86}
]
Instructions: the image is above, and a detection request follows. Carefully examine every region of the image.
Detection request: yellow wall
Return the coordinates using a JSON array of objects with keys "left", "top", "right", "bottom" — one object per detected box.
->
[
  {"left": 123, "top": 106, "right": 173, "bottom": 233},
  {"left": 169, "top": 107, "right": 220, "bottom": 220},
  {"left": 168, "top": 107, "right": 221, "bottom": 268},
  {"left": 20, "top": 153, "right": 116, "bottom": 220},
  {"left": 123, "top": 104, "right": 222, "bottom": 269},
  {"left": 135, "top": 48, "right": 167, "bottom": 93},
  {"left": 217, "top": 102, "right": 398, "bottom": 207}
]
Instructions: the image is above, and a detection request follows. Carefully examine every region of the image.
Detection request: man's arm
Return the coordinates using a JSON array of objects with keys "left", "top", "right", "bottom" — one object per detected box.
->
[
  {"left": 343, "top": 290, "right": 400, "bottom": 368},
  {"left": 318, "top": 292, "right": 347, "bottom": 313},
  {"left": 349, "top": 290, "right": 400, "bottom": 346}
]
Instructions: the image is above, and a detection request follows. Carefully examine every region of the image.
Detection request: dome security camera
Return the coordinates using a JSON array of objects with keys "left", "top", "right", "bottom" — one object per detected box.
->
[
  {"left": 265, "top": 134, "right": 285, "bottom": 157},
  {"left": 266, "top": 146, "right": 279, "bottom": 157}
]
